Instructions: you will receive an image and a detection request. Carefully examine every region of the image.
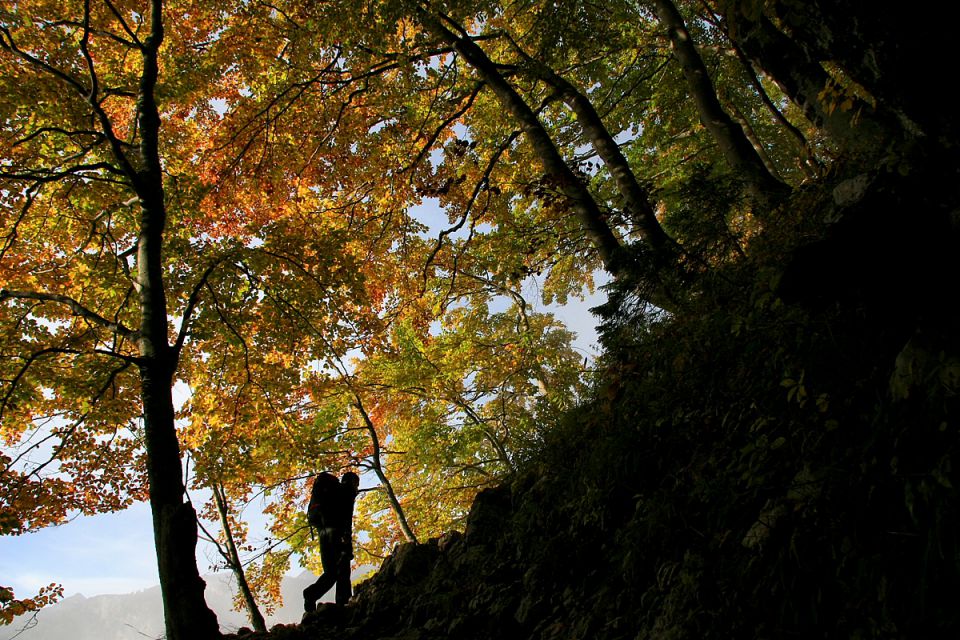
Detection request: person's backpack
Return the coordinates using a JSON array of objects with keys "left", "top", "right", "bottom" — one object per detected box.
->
[{"left": 307, "top": 471, "right": 340, "bottom": 529}]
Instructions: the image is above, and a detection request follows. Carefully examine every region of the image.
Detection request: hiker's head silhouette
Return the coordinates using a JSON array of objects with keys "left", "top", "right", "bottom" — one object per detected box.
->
[{"left": 341, "top": 471, "right": 360, "bottom": 491}]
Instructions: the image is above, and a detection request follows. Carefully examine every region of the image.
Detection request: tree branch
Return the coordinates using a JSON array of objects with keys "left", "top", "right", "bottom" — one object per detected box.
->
[
  {"left": 173, "top": 254, "right": 235, "bottom": 361},
  {"left": 0, "top": 289, "right": 138, "bottom": 338}
]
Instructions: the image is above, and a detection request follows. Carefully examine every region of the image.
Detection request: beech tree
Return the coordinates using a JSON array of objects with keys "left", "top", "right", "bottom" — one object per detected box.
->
[
  {"left": 167, "top": 0, "right": 949, "bottom": 598},
  {"left": 347, "top": 307, "right": 588, "bottom": 558}
]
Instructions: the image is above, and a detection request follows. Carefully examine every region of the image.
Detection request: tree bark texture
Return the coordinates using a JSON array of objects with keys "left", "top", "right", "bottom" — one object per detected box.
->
[{"left": 138, "top": 354, "right": 220, "bottom": 640}]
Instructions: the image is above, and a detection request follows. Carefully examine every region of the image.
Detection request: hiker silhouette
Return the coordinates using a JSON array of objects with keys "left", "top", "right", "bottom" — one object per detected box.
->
[{"left": 303, "top": 471, "right": 360, "bottom": 612}]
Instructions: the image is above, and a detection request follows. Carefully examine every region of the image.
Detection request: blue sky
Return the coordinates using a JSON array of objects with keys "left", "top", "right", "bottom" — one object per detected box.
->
[{"left": 0, "top": 503, "right": 159, "bottom": 597}]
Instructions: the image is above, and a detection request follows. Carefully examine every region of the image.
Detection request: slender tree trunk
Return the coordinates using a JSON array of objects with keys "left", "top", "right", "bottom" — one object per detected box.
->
[
  {"left": 212, "top": 484, "right": 267, "bottom": 633},
  {"left": 652, "top": 0, "right": 788, "bottom": 207},
  {"left": 458, "top": 400, "right": 515, "bottom": 473},
  {"left": 353, "top": 397, "right": 419, "bottom": 544},
  {"left": 135, "top": 2, "right": 220, "bottom": 638},
  {"left": 727, "top": 101, "right": 784, "bottom": 183},
  {"left": 417, "top": 10, "right": 628, "bottom": 278}
]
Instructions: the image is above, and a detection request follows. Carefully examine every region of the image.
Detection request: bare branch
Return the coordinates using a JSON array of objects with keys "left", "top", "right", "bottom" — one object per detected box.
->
[
  {"left": 12, "top": 127, "right": 107, "bottom": 149},
  {"left": 401, "top": 81, "right": 483, "bottom": 175},
  {"left": 101, "top": 0, "right": 144, "bottom": 47},
  {"left": 0, "top": 162, "right": 127, "bottom": 182},
  {"left": 421, "top": 130, "right": 520, "bottom": 287}
]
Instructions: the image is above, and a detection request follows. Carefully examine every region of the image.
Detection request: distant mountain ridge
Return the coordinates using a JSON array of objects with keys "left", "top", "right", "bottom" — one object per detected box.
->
[{"left": 0, "top": 571, "right": 327, "bottom": 640}]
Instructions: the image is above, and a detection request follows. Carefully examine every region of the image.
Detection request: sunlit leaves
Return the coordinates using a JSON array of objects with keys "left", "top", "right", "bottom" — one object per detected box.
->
[{"left": 339, "top": 304, "right": 588, "bottom": 560}]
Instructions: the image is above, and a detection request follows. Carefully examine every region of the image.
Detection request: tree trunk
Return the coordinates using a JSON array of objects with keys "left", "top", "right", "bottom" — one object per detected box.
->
[
  {"left": 135, "top": 2, "right": 220, "bottom": 638},
  {"left": 138, "top": 352, "right": 220, "bottom": 640},
  {"left": 212, "top": 484, "right": 267, "bottom": 633},
  {"left": 353, "top": 397, "right": 419, "bottom": 544},
  {"left": 417, "top": 10, "right": 628, "bottom": 278},
  {"left": 728, "top": 101, "right": 784, "bottom": 183},
  {"left": 652, "top": 0, "right": 788, "bottom": 207}
]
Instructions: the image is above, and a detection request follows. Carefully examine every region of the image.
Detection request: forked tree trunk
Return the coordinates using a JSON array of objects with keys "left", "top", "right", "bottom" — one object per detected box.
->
[
  {"left": 515, "top": 52, "right": 678, "bottom": 263},
  {"left": 417, "top": 10, "right": 629, "bottom": 278}
]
